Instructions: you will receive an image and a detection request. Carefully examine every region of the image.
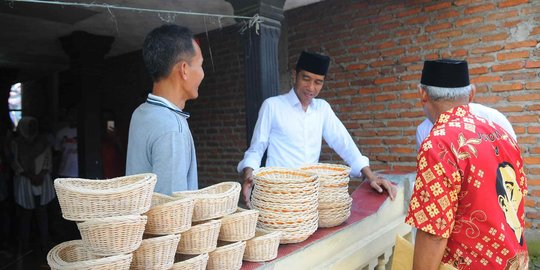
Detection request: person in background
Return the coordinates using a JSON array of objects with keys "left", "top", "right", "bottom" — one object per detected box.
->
[
  {"left": 237, "top": 51, "right": 396, "bottom": 206},
  {"left": 10, "top": 117, "right": 55, "bottom": 256},
  {"left": 101, "top": 111, "right": 124, "bottom": 178},
  {"left": 126, "top": 24, "right": 204, "bottom": 195},
  {"left": 54, "top": 108, "right": 78, "bottom": 179},
  {"left": 416, "top": 103, "right": 516, "bottom": 148},
  {"left": 405, "top": 59, "right": 528, "bottom": 269}
]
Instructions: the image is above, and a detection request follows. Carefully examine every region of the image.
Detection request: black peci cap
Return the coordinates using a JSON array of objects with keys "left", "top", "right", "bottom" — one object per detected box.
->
[
  {"left": 421, "top": 59, "right": 470, "bottom": 88},
  {"left": 296, "top": 51, "right": 331, "bottom": 76}
]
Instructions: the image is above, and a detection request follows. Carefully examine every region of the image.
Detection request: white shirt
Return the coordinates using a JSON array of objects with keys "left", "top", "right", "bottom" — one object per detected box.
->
[
  {"left": 416, "top": 103, "right": 517, "bottom": 148},
  {"left": 237, "top": 89, "right": 369, "bottom": 177},
  {"left": 54, "top": 126, "right": 78, "bottom": 177}
]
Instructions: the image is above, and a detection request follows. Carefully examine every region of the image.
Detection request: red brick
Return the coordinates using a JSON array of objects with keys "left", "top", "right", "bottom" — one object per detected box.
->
[
  {"left": 399, "top": 56, "right": 421, "bottom": 64},
  {"left": 506, "top": 40, "right": 538, "bottom": 49},
  {"left": 529, "top": 127, "right": 540, "bottom": 134},
  {"left": 424, "top": 2, "right": 452, "bottom": 12},
  {"left": 438, "top": 10, "right": 460, "bottom": 19},
  {"left": 503, "top": 20, "right": 520, "bottom": 28},
  {"left": 525, "top": 157, "right": 540, "bottom": 165},
  {"left": 465, "top": 4, "right": 496, "bottom": 14},
  {"left": 526, "top": 61, "right": 540, "bottom": 68},
  {"left": 424, "top": 42, "right": 449, "bottom": 50},
  {"left": 492, "top": 83, "right": 523, "bottom": 92},
  {"left": 471, "top": 75, "right": 501, "bottom": 83},
  {"left": 471, "top": 45, "right": 504, "bottom": 54},
  {"left": 483, "top": 33, "right": 509, "bottom": 42},
  {"left": 466, "top": 24, "right": 497, "bottom": 34},
  {"left": 499, "top": 0, "right": 529, "bottom": 8},
  {"left": 526, "top": 82, "right": 540, "bottom": 89},
  {"left": 407, "top": 16, "right": 429, "bottom": 25},
  {"left": 346, "top": 64, "right": 368, "bottom": 71},
  {"left": 497, "top": 51, "right": 530, "bottom": 61},
  {"left": 397, "top": 8, "right": 422, "bottom": 18},
  {"left": 454, "top": 0, "right": 484, "bottom": 6},
  {"left": 469, "top": 67, "right": 489, "bottom": 75},
  {"left": 383, "top": 48, "right": 405, "bottom": 56},
  {"left": 371, "top": 60, "right": 395, "bottom": 68},
  {"left": 531, "top": 26, "right": 540, "bottom": 35},
  {"left": 434, "top": 30, "right": 462, "bottom": 39},
  {"left": 491, "top": 62, "right": 524, "bottom": 72},
  {"left": 502, "top": 71, "right": 536, "bottom": 81},
  {"left": 456, "top": 17, "right": 483, "bottom": 27},
  {"left": 452, "top": 37, "right": 479, "bottom": 46},
  {"left": 487, "top": 10, "right": 519, "bottom": 21},
  {"left": 401, "top": 74, "right": 421, "bottom": 82},
  {"left": 468, "top": 56, "right": 495, "bottom": 64},
  {"left": 380, "top": 22, "right": 401, "bottom": 31},
  {"left": 425, "top": 22, "right": 452, "bottom": 32},
  {"left": 374, "top": 77, "right": 397, "bottom": 85},
  {"left": 396, "top": 28, "right": 421, "bottom": 37},
  {"left": 496, "top": 105, "right": 523, "bottom": 112},
  {"left": 508, "top": 94, "right": 540, "bottom": 102},
  {"left": 377, "top": 41, "right": 396, "bottom": 50}
]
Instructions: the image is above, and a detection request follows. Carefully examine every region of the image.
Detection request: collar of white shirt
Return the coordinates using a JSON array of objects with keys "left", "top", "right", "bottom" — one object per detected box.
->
[{"left": 285, "top": 88, "right": 316, "bottom": 111}]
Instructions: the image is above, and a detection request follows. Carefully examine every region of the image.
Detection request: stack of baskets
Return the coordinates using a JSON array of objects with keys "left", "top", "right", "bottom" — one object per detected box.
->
[
  {"left": 131, "top": 192, "right": 195, "bottom": 270},
  {"left": 251, "top": 167, "right": 319, "bottom": 244},
  {"left": 50, "top": 173, "right": 157, "bottom": 270},
  {"left": 173, "top": 181, "right": 244, "bottom": 270},
  {"left": 300, "top": 163, "right": 352, "bottom": 228}
]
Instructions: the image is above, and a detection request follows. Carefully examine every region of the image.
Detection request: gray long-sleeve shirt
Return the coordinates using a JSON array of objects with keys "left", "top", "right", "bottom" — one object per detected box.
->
[{"left": 126, "top": 94, "right": 198, "bottom": 195}]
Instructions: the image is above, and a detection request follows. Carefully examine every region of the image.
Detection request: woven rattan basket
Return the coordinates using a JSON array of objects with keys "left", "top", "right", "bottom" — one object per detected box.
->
[
  {"left": 177, "top": 219, "right": 221, "bottom": 254},
  {"left": 299, "top": 163, "right": 351, "bottom": 180},
  {"left": 218, "top": 208, "right": 259, "bottom": 242},
  {"left": 253, "top": 167, "right": 318, "bottom": 185},
  {"left": 207, "top": 241, "right": 246, "bottom": 270},
  {"left": 130, "top": 234, "right": 181, "bottom": 270},
  {"left": 77, "top": 215, "right": 146, "bottom": 256},
  {"left": 171, "top": 253, "right": 209, "bottom": 270},
  {"left": 243, "top": 229, "right": 281, "bottom": 262},
  {"left": 47, "top": 240, "right": 132, "bottom": 270},
  {"left": 318, "top": 203, "right": 351, "bottom": 228},
  {"left": 54, "top": 173, "right": 156, "bottom": 221},
  {"left": 173, "top": 182, "right": 240, "bottom": 222},
  {"left": 144, "top": 193, "right": 194, "bottom": 235}
]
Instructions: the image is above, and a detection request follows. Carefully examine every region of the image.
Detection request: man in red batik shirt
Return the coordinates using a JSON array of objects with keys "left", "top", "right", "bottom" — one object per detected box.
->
[{"left": 405, "top": 59, "right": 528, "bottom": 270}]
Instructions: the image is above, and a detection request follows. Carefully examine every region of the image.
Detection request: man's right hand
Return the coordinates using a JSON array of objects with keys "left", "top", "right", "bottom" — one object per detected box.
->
[{"left": 241, "top": 167, "right": 254, "bottom": 208}]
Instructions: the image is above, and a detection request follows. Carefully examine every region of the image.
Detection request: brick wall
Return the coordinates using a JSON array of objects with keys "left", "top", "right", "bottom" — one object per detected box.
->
[
  {"left": 285, "top": 0, "right": 540, "bottom": 230},
  {"left": 189, "top": 26, "right": 247, "bottom": 187}
]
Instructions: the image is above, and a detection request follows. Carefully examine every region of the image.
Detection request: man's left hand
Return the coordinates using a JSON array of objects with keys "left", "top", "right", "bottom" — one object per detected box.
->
[{"left": 368, "top": 175, "right": 396, "bottom": 200}]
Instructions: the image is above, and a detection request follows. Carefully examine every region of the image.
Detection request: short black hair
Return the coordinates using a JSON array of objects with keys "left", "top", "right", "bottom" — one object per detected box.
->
[{"left": 142, "top": 24, "right": 196, "bottom": 82}]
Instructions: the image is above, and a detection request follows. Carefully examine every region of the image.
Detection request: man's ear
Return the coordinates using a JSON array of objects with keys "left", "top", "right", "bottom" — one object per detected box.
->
[
  {"left": 173, "top": 61, "right": 189, "bottom": 80},
  {"left": 468, "top": 84, "right": 476, "bottom": 103},
  {"left": 418, "top": 85, "right": 428, "bottom": 103}
]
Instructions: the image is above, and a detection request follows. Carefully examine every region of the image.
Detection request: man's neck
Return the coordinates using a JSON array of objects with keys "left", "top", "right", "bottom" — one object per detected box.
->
[{"left": 153, "top": 80, "right": 186, "bottom": 110}]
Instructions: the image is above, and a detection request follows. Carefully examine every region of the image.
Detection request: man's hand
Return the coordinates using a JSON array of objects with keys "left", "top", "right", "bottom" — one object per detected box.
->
[
  {"left": 241, "top": 167, "right": 254, "bottom": 208},
  {"left": 361, "top": 167, "right": 397, "bottom": 200}
]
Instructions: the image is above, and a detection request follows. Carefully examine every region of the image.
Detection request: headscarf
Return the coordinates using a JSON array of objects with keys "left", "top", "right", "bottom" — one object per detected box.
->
[{"left": 14, "top": 117, "right": 49, "bottom": 174}]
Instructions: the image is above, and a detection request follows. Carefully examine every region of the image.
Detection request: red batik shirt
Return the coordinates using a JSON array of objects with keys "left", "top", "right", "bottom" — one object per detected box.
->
[{"left": 406, "top": 105, "right": 528, "bottom": 270}]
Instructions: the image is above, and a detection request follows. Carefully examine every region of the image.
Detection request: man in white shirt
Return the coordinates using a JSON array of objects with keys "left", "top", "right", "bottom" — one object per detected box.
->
[
  {"left": 416, "top": 103, "right": 516, "bottom": 148},
  {"left": 238, "top": 51, "right": 396, "bottom": 206}
]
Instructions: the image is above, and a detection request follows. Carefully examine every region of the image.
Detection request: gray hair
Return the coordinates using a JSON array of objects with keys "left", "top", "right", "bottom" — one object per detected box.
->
[{"left": 419, "top": 84, "right": 473, "bottom": 101}]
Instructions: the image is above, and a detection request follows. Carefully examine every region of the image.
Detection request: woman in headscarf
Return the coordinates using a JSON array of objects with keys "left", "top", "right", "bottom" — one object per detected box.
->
[{"left": 10, "top": 116, "right": 55, "bottom": 255}]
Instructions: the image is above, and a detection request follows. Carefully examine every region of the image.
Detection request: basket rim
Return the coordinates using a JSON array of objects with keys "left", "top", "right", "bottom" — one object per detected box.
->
[
  {"left": 299, "top": 163, "right": 351, "bottom": 174},
  {"left": 148, "top": 195, "right": 194, "bottom": 210},
  {"left": 140, "top": 233, "right": 181, "bottom": 246},
  {"left": 220, "top": 208, "right": 258, "bottom": 223},
  {"left": 172, "top": 182, "right": 240, "bottom": 199},
  {"left": 253, "top": 167, "right": 318, "bottom": 183},
  {"left": 47, "top": 240, "right": 133, "bottom": 267},
  {"left": 77, "top": 214, "right": 147, "bottom": 227},
  {"left": 54, "top": 173, "right": 156, "bottom": 195}
]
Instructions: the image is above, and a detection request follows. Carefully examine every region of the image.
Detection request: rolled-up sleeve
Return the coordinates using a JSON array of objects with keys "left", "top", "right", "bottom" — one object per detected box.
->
[
  {"left": 321, "top": 102, "right": 369, "bottom": 177},
  {"left": 237, "top": 100, "right": 272, "bottom": 173}
]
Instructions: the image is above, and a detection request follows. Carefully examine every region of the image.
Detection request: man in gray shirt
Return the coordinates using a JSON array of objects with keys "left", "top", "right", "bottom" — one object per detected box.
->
[{"left": 126, "top": 24, "right": 204, "bottom": 195}]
